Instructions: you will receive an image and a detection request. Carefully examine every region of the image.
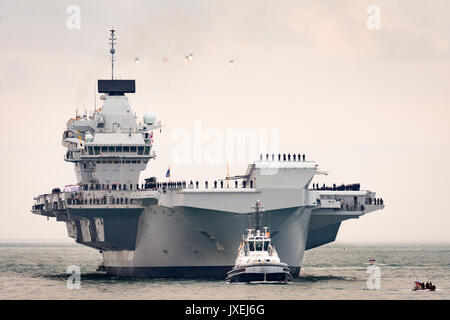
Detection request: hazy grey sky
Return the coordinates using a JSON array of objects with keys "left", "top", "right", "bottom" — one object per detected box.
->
[{"left": 0, "top": 0, "right": 449, "bottom": 242}]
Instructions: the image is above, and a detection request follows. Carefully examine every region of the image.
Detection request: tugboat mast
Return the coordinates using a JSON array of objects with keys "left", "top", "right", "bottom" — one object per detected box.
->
[{"left": 253, "top": 200, "right": 264, "bottom": 232}]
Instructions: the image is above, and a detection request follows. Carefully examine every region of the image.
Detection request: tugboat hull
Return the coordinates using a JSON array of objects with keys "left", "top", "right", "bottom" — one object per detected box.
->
[{"left": 226, "top": 264, "right": 293, "bottom": 283}]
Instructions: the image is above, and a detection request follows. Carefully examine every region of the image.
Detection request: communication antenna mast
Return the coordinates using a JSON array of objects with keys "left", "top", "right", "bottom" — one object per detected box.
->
[
  {"left": 252, "top": 200, "right": 264, "bottom": 232},
  {"left": 94, "top": 81, "right": 97, "bottom": 110},
  {"left": 226, "top": 162, "right": 230, "bottom": 188},
  {"left": 109, "top": 28, "right": 117, "bottom": 79}
]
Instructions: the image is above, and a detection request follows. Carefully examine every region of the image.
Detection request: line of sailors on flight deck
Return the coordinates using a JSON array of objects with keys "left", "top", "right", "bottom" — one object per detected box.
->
[
  {"left": 312, "top": 183, "right": 361, "bottom": 191},
  {"left": 259, "top": 153, "right": 306, "bottom": 162},
  {"left": 63, "top": 179, "right": 256, "bottom": 195},
  {"left": 159, "top": 179, "right": 254, "bottom": 190},
  {"left": 369, "top": 197, "right": 384, "bottom": 205}
]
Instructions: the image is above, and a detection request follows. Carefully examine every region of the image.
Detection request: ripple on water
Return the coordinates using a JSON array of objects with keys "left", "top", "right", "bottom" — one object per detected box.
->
[{"left": 0, "top": 243, "right": 449, "bottom": 299}]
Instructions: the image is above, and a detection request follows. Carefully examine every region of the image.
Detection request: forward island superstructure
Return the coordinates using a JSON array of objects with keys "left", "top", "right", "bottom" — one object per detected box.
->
[{"left": 31, "top": 30, "right": 385, "bottom": 278}]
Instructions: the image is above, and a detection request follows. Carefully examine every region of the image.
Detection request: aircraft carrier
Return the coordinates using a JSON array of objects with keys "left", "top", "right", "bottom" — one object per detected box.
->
[{"left": 31, "top": 29, "right": 385, "bottom": 278}]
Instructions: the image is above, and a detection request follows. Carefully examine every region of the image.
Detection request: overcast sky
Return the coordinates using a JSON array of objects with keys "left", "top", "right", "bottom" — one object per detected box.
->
[{"left": 0, "top": 0, "right": 449, "bottom": 242}]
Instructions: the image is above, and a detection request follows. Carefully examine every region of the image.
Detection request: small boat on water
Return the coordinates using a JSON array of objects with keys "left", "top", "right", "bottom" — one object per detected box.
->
[
  {"left": 226, "top": 201, "right": 293, "bottom": 283},
  {"left": 413, "top": 280, "right": 436, "bottom": 291}
]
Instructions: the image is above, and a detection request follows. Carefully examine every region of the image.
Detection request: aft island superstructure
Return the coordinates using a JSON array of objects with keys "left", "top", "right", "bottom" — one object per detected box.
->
[{"left": 31, "top": 30, "right": 385, "bottom": 278}]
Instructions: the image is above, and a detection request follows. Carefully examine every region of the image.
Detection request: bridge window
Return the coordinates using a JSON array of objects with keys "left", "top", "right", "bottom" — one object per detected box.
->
[
  {"left": 108, "top": 146, "right": 115, "bottom": 152},
  {"left": 123, "top": 146, "right": 130, "bottom": 152},
  {"left": 264, "top": 241, "right": 269, "bottom": 251},
  {"left": 116, "top": 146, "right": 123, "bottom": 152},
  {"left": 248, "top": 241, "right": 255, "bottom": 251},
  {"left": 138, "top": 146, "right": 144, "bottom": 155},
  {"left": 88, "top": 146, "right": 93, "bottom": 155},
  {"left": 144, "top": 146, "right": 150, "bottom": 155},
  {"left": 255, "top": 241, "right": 263, "bottom": 251},
  {"left": 94, "top": 146, "right": 100, "bottom": 155},
  {"left": 130, "top": 146, "right": 137, "bottom": 152}
]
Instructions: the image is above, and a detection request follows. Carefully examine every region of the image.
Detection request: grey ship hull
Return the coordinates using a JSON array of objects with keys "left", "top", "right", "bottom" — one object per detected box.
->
[{"left": 102, "top": 204, "right": 310, "bottom": 278}]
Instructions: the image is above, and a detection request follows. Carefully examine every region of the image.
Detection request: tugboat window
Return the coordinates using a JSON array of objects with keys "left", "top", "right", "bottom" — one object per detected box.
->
[
  {"left": 249, "top": 241, "right": 255, "bottom": 251},
  {"left": 255, "top": 241, "right": 263, "bottom": 251},
  {"left": 264, "top": 241, "right": 269, "bottom": 251}
]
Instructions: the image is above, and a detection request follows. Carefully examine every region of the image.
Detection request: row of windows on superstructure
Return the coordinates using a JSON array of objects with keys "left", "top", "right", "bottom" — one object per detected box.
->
[
  {"left": 93, "top": 160, "right": 148, "bottom": 164},
  {"left": 87, "top": 145, "right": 151, "bottom": 155}
]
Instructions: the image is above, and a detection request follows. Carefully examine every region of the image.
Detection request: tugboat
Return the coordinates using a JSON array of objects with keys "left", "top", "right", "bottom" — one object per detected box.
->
[{"left": 226, "top": 201, "right": 293, "bottom": 283}]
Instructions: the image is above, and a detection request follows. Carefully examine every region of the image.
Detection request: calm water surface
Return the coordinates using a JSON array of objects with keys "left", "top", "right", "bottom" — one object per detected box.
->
[{"left": 0, "top": 242, "right": 449, "bottom": 299}]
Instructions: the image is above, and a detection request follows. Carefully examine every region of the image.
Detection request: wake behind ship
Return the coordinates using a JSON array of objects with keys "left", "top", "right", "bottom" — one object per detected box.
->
[{"left": 32, "top": 29, "right": 385, "bottom": 278}]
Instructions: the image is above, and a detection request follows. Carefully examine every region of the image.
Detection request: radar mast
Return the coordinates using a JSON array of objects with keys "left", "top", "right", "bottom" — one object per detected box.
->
[{"left": 109, "top": 28, "right": 117, "bottom": 79}]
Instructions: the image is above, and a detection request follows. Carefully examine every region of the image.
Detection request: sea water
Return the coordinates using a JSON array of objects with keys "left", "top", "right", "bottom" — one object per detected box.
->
[{"left": 0, "top": 242, "right": 448, "bottom": 299}]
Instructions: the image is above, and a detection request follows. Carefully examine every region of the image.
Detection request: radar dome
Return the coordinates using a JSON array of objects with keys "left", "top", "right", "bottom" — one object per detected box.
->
[
  {"left": 85, "top": 133, "right": 94, "bottom": 142},
  {"left": 143, "top": 112, "right": 157, "bottom": 125}
]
